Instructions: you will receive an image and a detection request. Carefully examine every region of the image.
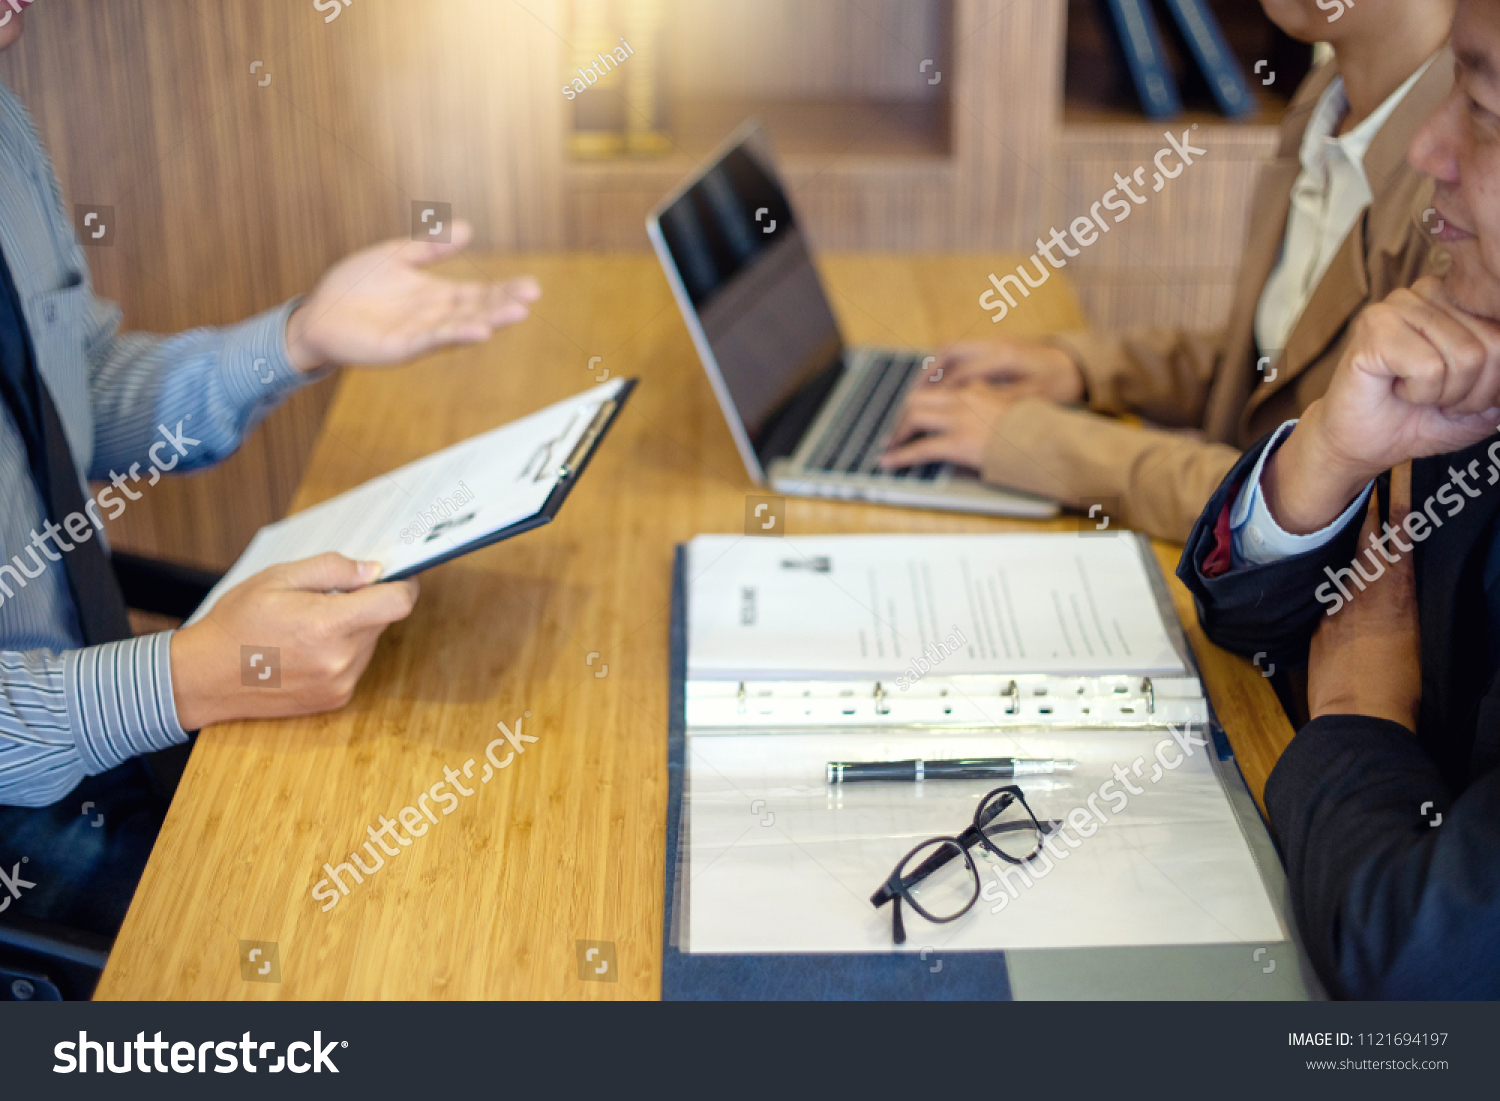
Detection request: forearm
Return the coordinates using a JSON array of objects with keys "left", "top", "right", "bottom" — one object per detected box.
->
[
  {"left": 1260, "top": 401, "right": 1382, "bottom": 535},
  {"left": 1267, "top": 715, "right": 1500, "bottom": 999},
  {"left": 979, "top": 398, "right": 1239, "bottom": 543},
  {"left": 86, "top": 299, "right": 313, "bottom": 479},
  {"left": 1178, "top": 433, "right": 1367, "bottom": 660},
  {"left": 0, "top": 634, "right": 187, "bottom": 807},
  {"left": 1049, "top": 325, "right": 1221, "bottom": 426}
]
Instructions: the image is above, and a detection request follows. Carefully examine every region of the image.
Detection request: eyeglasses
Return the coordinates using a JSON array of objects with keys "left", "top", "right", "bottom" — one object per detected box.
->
[{"left": 869, "top": 784, "right": 1058, "bottom": 945}]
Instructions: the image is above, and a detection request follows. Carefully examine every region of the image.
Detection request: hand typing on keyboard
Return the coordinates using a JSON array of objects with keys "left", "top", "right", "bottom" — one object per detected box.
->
[
  {"left": 918, "top": 338, "right": 1085, "bottom": 403},
  {"left": 880, "top": 382, "right": 1026, "bottom": 472}
]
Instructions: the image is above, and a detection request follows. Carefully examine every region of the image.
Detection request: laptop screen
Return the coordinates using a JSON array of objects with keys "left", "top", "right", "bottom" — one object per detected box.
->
[{"left": 653, "top": 134, "right": 844, "bottom": 454}]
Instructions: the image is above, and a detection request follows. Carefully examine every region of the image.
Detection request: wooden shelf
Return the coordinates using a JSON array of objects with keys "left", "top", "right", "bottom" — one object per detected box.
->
[
  {"left": 569, "top": 95, "right": 952, "bottom": 169},
  {"left": 1062, "top": 86, "right": 1289, "bottom": 132}
]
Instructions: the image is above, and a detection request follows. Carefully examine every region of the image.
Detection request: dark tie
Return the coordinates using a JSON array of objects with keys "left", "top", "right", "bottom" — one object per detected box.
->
[{"left": 0, "top": 246, "right": 132, "bottom": 645}]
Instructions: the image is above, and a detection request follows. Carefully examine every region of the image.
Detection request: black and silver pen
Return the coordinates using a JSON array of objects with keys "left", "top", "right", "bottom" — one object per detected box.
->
[{"left": 825, "top": 757, "right": 1078, "bottom": 784}]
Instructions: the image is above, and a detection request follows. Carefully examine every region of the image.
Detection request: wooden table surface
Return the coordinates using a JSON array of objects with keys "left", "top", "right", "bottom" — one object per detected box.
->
[{"left": 95, "top": 254, "right": 1294, "bottom": 1000}]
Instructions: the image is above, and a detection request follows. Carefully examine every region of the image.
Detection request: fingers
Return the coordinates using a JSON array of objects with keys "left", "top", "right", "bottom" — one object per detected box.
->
[
  {"left": 880, "top": 436, "right": 960, "bottom": 469},
  {"left": 1384, "top": 286, "right": 1500, "bottom": 411},
  {"left": 924, "top": 340, "right": 1027, "bottom": 388},
  {"left": 271, "top": 553, "right": 382, "bottom": 593},
  {"left": 924, "top": 344, "right": 992, "bottom": 387},
  {"left": 499, "top": 276, "right": 542, "bottom": 306},
  {"left": 887, "top": 388, "right": 975, "bottom": 449},
  {"left": 887, "top": 393, "right": 956, "bottom": 447},
  {"left": 401, "top": 219, "right": 477, "bottom": 266},
  {"left": 400, "top": 276, "right": 542, "bottom": 358},
  {"left": 335, "top": 575, "right": 421, "bottom": 631}
]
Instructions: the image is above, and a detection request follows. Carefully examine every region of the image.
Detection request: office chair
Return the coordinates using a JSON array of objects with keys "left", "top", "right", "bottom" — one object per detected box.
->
[{"left": 0, "top": 552, "right": 221, "bottom": 1000}]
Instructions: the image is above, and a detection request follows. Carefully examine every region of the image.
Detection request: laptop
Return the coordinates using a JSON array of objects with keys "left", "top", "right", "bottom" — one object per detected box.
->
[{"left": 646, "top": 122, "right": 1059, "bottom": 519}]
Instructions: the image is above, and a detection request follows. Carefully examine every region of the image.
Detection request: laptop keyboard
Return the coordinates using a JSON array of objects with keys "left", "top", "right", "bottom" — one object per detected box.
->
[{"left": 806, "top": 354, "right": 952, "bottom": 481}]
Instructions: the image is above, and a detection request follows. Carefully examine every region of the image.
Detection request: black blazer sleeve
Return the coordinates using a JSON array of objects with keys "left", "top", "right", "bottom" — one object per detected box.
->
[
  {"left": 1175, "top": 433, "right": 1366, "bottom": 666},
  {"left": 1267, "top": 714, "right": 1500, "bottom": 999}
]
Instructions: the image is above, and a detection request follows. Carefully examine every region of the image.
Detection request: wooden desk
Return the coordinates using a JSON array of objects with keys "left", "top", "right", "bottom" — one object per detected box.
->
[{"left": 96, "top": 254, "right": 1293, "bottom": 1000}]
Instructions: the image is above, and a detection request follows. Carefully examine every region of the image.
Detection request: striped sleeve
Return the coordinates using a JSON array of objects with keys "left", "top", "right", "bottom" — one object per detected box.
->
[
  {"left": 85, "top": 299, "right": 313, "bottom": 479},
  {"left": 0, "top": 633, "right": 186, "bottom": 808}
]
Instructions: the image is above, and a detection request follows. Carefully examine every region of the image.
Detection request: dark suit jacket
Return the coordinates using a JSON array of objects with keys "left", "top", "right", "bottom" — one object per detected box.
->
[{"left": 1177, "top": 433, "right": 1500, "bottom": 999}]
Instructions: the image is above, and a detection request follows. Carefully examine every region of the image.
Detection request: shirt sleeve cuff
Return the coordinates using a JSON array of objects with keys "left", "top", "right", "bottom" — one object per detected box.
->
[
  {"left": 63, "top": 632, "right": 189, "bottom": 776},
  {"left": 217, "top": 298, "right": 319, "bottom": 415},
  {"left": 1230, "top": 419, "right": 1374, "bottom": 567}
]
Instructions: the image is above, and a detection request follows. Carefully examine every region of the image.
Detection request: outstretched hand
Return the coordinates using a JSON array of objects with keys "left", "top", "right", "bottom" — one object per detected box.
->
[{"left": 285, "top": 220, "right": 541, "bottom": 373}]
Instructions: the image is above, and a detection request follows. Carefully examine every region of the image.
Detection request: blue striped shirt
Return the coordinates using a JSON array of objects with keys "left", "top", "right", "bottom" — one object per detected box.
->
[{"left": 0, "top": 81, "right": 312, "bottom": 807}]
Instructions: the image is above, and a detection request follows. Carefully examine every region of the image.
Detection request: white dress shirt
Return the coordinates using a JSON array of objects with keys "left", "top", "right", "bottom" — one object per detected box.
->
[
  {"left": 0, "top": 82, "right": 311, "bottom": 807},
  {"left": 1254, "top": 58, "right": 1435, "bottom": 360},
  {"left": 1231, "top": 420, "right": 1373, "bottom": 566}
]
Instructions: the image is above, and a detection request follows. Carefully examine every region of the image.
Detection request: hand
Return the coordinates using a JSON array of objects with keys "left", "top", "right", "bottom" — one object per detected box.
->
[
  {"left": 879, "top": 383, "right": 1026, "bottom": 471},
  {"left": 1264, "top": 277, "right": 1500, "bottom": 533},
  {"left": 1307, "top": 463, "right": 1422, "bottom": 732},
  {"left": 284, "top": 220, "right": 542, "bottom": 373},
  {"left": 169, "top": 553, "right": 420, "bottom": 730},
  {"left": 917, "top": 337, "right": 1085, "bottom": 404}
]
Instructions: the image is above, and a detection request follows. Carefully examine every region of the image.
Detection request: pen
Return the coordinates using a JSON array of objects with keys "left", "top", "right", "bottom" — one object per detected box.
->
[{"left": 825, "top": 757, "right": 1079, "bottom": 784}]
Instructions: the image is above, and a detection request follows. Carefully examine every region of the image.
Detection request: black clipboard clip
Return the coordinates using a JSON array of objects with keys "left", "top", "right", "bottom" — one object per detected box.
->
[{"left": 384, "top": 379, "right": 636, "bottom": 581}]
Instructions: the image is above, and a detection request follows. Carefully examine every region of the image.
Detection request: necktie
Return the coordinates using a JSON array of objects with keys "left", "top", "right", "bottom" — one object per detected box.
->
[{"left": 0, "top": 246, "right": 132, "bottom": 645}]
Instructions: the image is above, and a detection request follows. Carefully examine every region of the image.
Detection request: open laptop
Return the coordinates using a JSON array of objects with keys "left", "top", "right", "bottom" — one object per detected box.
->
[{"left": 646, "top": 122, "right": 1058, "bottom": 519}]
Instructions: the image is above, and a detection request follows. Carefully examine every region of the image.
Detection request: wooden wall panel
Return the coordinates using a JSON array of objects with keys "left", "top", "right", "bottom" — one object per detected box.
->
[
  {"left": 1054, "top": 124, "right": 1278, "bottom": 331},
  {"left": 0, "top": 0, "right": 566, "bottom": 570},
  {"left": 0, "top": 0, "right": 1282, "bottom": 576},
  {"left": 952, "top": 0, "right": 1067, "bottom": 253}
]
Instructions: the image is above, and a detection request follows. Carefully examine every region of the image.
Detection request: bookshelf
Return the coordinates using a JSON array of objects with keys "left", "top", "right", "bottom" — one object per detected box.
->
[
  {"left": 563, "top": 0, "right": 962, "bottom": 249},
  {"left": 561, "top": 0, "right": 1299, "bottom": 332},
  {"left": 1063, "top": 0, "right": 1311, "bottom": 127},
  {"left": 1056, "top": 1, "right": 1311, "bottom": 330}
]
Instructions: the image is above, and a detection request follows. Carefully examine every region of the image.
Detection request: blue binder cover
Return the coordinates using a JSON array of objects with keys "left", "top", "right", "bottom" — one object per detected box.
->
[
  {"left": 1159, "top": 0, "right": 1257, "bottom": 118},
  {"left": 660, "top": 546, "right": 1014, "bottom": 1000},
  {"left": 1102, "top": 0, "right": 1182, "bottom": 119}
]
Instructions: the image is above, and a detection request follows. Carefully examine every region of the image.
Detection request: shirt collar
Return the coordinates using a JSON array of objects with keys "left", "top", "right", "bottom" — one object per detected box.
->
[{"left": 1300, "top": 54, "right": 1437, "bottom": 173}]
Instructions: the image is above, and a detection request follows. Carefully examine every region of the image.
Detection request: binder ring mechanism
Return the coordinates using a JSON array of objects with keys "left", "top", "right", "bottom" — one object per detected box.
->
[{"left": 696, "top": 674, "right": 1201, "bottom": 730}]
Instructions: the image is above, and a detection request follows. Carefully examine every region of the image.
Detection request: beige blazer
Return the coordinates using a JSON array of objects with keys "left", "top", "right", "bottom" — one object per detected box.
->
[{"left": 981, "top": 50, "right": 1455, "bottom": 543}]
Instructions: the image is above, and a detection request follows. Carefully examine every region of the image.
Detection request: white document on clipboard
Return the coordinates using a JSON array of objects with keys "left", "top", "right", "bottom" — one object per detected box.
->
[
  {"left": 677, "top": 532, "right": 1286, "bottom": 954},
  {"left": 188, "top": 378, "right": 630, "bottom": 623}
]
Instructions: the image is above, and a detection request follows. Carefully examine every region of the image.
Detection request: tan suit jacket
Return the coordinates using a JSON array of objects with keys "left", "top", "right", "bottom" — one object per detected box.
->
[{"left": 980, "top": 51, "right": 1454, "bottom": 543}]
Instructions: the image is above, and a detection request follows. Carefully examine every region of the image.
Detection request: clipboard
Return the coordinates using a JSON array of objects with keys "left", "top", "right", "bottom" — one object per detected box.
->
[
  {"left": 384, "top": 378, "right": 636, "bottom": 580},
  {"left": 187, "top": 378, "right": 637, "bottom": 622}
]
